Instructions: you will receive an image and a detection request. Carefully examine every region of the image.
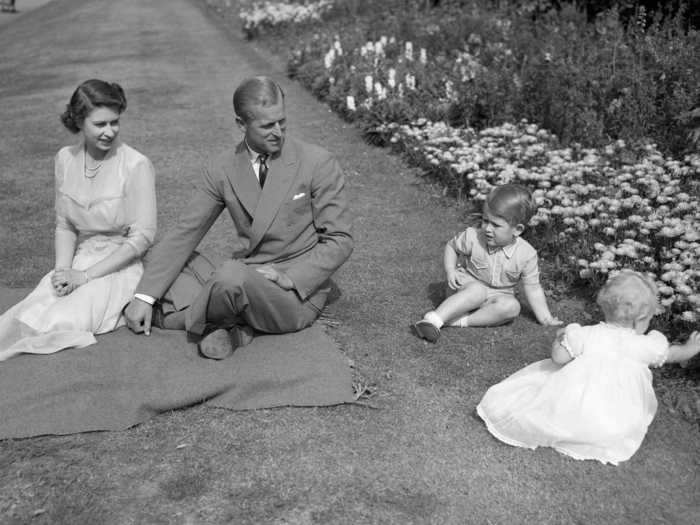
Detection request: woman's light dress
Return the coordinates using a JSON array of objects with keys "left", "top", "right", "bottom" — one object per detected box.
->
[
  {"left": 0, "top": 139, "right": 156, "bottom": 361},
  {"left": 477, "top": 322, "right": 669, "bottom": 465}
]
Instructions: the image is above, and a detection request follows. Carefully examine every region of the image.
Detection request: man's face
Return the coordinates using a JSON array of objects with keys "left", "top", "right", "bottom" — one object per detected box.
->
[{"left": 237, "top": 99, "right": 286, "bottom": 156}]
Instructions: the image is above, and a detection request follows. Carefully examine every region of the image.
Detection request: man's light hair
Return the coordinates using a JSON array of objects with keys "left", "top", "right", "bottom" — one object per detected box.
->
[{"left": 233, "top": 76, "right": 285, "bottom": 123}]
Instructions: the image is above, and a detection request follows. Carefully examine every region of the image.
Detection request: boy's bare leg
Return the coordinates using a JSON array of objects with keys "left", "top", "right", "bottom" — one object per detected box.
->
[
  {"left": 457, "top": 295, "right": 520, "bottom": 327},
  {"left": 433, "top": 282, "right": 488, "bottom": 323}
]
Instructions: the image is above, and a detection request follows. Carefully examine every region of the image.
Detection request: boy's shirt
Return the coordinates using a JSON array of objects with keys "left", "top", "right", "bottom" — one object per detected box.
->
[{"left": 448, "top": 227, "right": 540, "bottom": 289}]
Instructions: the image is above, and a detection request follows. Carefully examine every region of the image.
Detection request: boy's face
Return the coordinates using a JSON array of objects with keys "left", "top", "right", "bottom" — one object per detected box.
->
[{"left": 481, "top": 206, "right": 524, "bottom": 248}]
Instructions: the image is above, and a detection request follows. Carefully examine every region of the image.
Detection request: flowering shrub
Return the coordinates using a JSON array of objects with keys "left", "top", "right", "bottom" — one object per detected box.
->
[
  {"left": 239, "top": 0, "right": 334, "bottom": 38},
  {"left": 284, "top": 2, "right": 699, "bottom": 157}
]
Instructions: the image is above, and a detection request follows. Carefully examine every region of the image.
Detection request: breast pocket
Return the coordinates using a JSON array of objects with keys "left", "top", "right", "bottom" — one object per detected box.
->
[
  {"left": 469, "top": 253, "right": 489, "bottom": 270},
  {"left": 504, "top": 269, "right": 521, "bottom": 285},
  {"left": 284, "top": 193, "right": 311, "bottom": 227}
]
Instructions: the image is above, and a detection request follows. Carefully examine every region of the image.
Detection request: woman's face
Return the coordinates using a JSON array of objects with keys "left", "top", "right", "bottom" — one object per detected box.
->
[{"left": 81, "top": 106, "right": 121, "bottom": 157}]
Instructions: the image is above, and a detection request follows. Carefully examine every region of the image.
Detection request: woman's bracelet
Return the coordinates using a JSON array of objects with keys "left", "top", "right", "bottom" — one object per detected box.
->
[{"left": 83, "top": 270, "right": 91, "bottom": 283}]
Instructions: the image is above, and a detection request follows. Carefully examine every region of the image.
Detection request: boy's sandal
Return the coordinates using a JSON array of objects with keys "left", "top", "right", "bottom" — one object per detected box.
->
[{"left": 413, "top": 320, "right": 440, "bottom": 342}]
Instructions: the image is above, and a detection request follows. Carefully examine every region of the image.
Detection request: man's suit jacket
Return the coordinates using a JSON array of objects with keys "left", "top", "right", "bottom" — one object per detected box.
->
[{"left": 136, "top": 137, "right": 354, "bottom": 313}]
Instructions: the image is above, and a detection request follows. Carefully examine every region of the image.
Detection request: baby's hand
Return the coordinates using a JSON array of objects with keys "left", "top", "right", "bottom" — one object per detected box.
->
[
  {"left": 686, "top": 331, "right": 700, "bottom": 356},
  {"left": 554, "top": 327, "right": 566, "bottom": 342}
]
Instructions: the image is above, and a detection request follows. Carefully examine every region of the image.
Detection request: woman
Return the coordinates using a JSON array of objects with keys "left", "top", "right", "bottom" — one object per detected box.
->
[{"left": 0, "top": 79, "right": 157, "bottom": 360}]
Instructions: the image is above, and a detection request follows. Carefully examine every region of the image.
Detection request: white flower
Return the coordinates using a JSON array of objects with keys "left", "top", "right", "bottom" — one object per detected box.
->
[
  {"left": 420, "top": 48, "right": 428, "bottom": 65},
  {"left": 405, "top": 73, "right": 416, "bottom": 90},
  {"left": 364, "top": 75, "right": 373, "bottom": 95},
  {"left": 323, "top": 48, "right": 335, "bottom": 69},
  {"left": 346, "top": 95, "right": 356, "bottom": 112},
  {"left": 405, "top": 41, "right": 413, "bottom": 61},
  {"left": 387, "top": 68, "right": 396, "bottom": 89}
]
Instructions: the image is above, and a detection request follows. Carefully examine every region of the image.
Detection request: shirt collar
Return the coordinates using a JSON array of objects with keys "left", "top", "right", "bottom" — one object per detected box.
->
[
  {"left": 244, "top": 139, "right": 263, "bottom": 164},
  {"left": 486, "top": 237, "right": 519, "bottom": 258}
]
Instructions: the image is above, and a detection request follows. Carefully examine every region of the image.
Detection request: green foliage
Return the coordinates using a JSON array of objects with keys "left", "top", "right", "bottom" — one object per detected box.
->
[{"left": 267, "top": 0, "right": 700, "bottom": 157}]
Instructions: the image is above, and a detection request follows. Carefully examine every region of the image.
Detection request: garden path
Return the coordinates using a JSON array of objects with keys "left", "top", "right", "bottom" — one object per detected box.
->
[{"left": 0, "top": 0, "right": 698, "bottom": 523}]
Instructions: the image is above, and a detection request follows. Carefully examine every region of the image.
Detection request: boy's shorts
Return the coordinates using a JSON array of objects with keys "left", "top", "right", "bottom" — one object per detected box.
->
[{"left": 446, "top": 267, "right": 515, "bottom": 300}]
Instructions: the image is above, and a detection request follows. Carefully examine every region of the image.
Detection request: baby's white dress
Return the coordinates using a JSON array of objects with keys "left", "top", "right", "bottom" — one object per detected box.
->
[
  {"left": 0, "top": 140, "right": 156, "bottom": 361},
  {"left": 477, "top": 322, "right": 669, "bottom": 465}
]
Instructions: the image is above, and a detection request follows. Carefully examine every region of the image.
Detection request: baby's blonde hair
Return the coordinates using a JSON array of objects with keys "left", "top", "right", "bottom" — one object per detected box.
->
[{"left": 596, "top": 270, "right": 659, "bottom": 324}]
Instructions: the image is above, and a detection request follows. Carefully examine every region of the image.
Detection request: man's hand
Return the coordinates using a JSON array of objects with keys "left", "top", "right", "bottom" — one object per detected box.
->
[
  {"left": 256, "top": 265, "right": 294, "bottom": 290},
  {"left": 124, "top": 298, "right": 154, "bottom": 335}
]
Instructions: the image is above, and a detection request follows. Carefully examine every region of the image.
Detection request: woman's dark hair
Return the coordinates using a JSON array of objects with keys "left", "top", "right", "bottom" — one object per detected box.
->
[{"left": 60, "top": 79, "right": 127, "bottom": 134}]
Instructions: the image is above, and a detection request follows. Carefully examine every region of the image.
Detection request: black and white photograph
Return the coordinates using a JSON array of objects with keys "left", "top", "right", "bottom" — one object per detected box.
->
[{"left": 0, "top": 0, "right": 698, "bottom": 523}]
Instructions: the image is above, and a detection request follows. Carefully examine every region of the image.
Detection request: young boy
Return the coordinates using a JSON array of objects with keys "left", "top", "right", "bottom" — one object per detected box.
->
[{"left": 413, "top": 184, "right": 561, "bottom": 342}]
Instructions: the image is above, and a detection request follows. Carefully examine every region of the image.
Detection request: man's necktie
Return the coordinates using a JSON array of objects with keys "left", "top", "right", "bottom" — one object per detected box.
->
[{"left": 258, "top": 154, "right": 268, "bottom": 188}]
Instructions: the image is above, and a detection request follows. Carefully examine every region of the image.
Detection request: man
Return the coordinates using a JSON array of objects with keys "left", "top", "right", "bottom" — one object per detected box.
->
[{"left": 124, "top": 76, "right": 353, "bottom": 359}]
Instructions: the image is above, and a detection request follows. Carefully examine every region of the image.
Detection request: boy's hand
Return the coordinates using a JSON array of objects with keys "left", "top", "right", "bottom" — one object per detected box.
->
[
  {"left": 540, "top": 316, "right": 563, "bottom": 326},
  {"left": 447, "top": 269, "right": 470, "bottom": 290},
  {"left": 446, "top": 269, "right": 459, "bottom": 290}
]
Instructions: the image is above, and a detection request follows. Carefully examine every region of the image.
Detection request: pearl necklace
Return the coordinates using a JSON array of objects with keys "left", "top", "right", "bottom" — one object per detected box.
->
[{"left": 84, "top": 147, "right": 104, "bottom": 179}]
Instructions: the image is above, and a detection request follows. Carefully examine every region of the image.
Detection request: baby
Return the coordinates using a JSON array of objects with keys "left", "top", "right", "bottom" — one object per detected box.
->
[
  {"left": 413, "top": 183, "right": 560, "bottom": 342},
  {"left": 477, "top": 270, "right": 700, "bottom": 465}
]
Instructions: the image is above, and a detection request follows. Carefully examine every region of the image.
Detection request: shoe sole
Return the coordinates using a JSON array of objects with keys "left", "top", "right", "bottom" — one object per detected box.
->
[
  {"left": 413, "top": 321, "right": 440, "bottom": 342},
  {"left": 198, "top": 328, "right": 234, "bottom": 360},
  {"left": 199, "top": 326, "right": 255, "bottom": 360}
]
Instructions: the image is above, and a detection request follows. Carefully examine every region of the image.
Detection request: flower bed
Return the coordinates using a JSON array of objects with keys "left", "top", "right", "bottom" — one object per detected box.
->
[
  {"left": 378, "top": 118, "right": 699, "bottom": 331},
  {"left": 239, "top": 0, "right": 334, "bottom": 38}
]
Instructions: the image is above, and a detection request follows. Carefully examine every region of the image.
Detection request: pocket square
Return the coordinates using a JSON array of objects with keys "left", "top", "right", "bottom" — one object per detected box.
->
[{"left": 292, "top": 192, "right": 306, "bottom": 200}]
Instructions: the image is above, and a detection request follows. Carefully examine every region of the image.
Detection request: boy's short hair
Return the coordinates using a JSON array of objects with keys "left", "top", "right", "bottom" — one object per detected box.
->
[
  {"left": 596, "top": 270, "right": 659, "bottom": 324},
  {"left": 484, "top": 184, "right": 537, "bottom": 226}
]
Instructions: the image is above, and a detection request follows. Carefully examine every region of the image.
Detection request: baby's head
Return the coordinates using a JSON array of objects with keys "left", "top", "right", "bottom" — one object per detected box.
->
[
  {"left": 481, "top": 184, "right": 537, "bottom": 248},
  {"left": 596, "top": 270, "right": 659, "bottom": 332}
]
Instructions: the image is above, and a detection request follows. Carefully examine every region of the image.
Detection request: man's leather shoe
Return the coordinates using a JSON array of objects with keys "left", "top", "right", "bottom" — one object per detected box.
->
[{"left": 198, "top": 325, "right": 254, "bottom": 360}]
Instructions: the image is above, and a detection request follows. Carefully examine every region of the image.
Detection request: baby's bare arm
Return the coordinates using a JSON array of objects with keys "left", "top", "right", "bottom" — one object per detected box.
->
[{"left": 666, "top": 332, "right": 700, "bottom": 363}]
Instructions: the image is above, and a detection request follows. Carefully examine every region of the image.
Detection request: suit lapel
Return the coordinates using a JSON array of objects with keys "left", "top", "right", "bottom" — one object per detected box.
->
[
  {"left": 227, "top": 142, "right": 261, "bottom": 217},
  {"left": 249, "top": 143, "right": 297, "bottom": 250}
]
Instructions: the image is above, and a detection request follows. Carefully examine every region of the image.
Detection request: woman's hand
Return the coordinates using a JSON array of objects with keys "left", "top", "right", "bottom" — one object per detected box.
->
[{"left": 51, "top": 268, "right": 88, "bottom": 296}]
